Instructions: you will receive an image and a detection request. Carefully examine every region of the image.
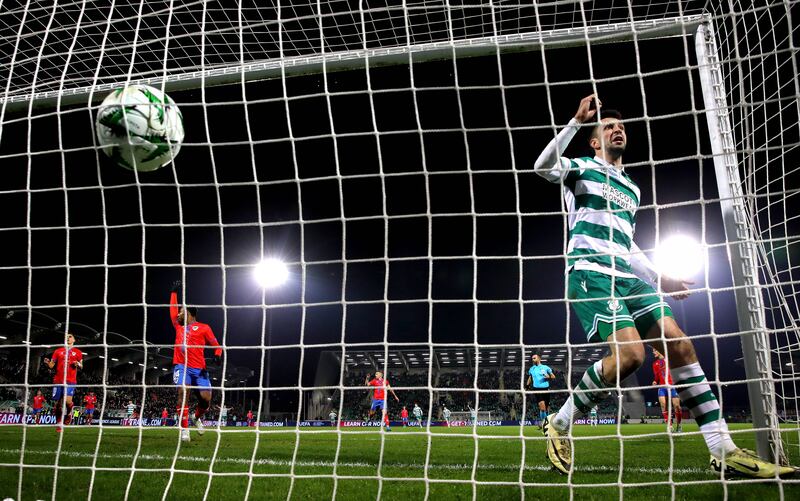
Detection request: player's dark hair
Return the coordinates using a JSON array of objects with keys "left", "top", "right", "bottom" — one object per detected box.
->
[
  {"left": 186, "top": 306, "right": 198, "bottom": 318},
  {"left": 599, "top": 109, "right": 622, "bottom": 121},
  {"left": 588, "top": 109, "right": 623, "bottom": 141}
]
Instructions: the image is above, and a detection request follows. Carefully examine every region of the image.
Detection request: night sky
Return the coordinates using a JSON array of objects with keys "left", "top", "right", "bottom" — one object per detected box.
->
[{"left": 0, "top": 33, "right": 759, "bottom": 408}]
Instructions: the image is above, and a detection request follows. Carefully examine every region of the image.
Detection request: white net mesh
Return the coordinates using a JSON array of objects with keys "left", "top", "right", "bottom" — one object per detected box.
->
[
  {"left": 711, "top": 2, "right": 800, "bottom": 445},
  {"left": 0, "top": 0, "right": 703, "bottom": 98},
  {"left": 1, "top": 0, "right": 799, "bottom": 499}
]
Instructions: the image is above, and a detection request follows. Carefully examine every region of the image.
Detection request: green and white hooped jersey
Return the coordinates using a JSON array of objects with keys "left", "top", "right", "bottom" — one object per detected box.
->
[{"left": 552, "top": 156, "right": 641, "bottom": 278}]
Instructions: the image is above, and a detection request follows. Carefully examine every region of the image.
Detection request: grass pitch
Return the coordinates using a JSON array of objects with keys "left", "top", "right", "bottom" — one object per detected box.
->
[{"left": 0, "top": 423, "right": 797, "bottom": 500}]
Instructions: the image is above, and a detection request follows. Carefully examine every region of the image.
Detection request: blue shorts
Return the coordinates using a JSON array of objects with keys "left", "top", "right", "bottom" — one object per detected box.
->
[
  {"left": 31, "top": 408, "right": 42, "bottom": 414},
  {"left": 370, "top": 399, "right": 386, "bottom": 411},
  {"left": 173, "top": 364, "right": 211, "bottom": 389},
  {"left": 658, "top": 388, "right": 679, "bottom": 398},
  {"left": 84, "top": 408, "right": 94, "bottom": 415},
  {"left": 401, "top": 417, "right": 408, "bottom": 422},
  {"left": 51, "top": 385, "right": 76, "bottom": 401}
]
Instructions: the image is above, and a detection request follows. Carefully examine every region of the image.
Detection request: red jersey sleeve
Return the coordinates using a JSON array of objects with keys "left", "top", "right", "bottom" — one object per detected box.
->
[
  {"left": 170, "top": 291, "right": 180, "bottom": 328},
  {"left": 73, "top": 349, "right": 83, "bottom": 366},
  {"left": 204, "top": 326, "right": 223, "bottom": 357}
]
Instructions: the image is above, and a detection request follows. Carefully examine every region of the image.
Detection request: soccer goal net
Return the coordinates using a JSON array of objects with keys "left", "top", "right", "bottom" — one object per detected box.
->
[
  {"left": 449, "top": 411, "right": 493, "bottom": 424},
  {"left": 0, "top": 1, "right": 798, "bottom": 499}
]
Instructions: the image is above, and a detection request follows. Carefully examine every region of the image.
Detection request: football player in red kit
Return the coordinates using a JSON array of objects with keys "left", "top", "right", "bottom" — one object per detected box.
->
[
  {"left": 82, "top": 392, "right": 97, "bottom": 426},
  {"left": 651, "top": 347, "right": 683, "bottom": 432},
  {"left": 44, "top": 333, "right": 83, "bottom": 432},
  {"left": 31, "top": 390, "right": 45, "bottom": 424},
  {"left": 170, "top": 280, "right": 222, "bottom": 442},
  {"left": 365, "top": 371, "right": 399, "bottom": 431}
]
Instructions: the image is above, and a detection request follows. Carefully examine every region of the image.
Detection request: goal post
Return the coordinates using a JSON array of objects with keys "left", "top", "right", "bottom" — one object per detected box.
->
[
  {"left": 449, "top": 410, "right": 493, "bottom": 423},
  {"left": 0, "top": 15, "right": 708, "bottom": 114},
  {"left": 694, "top": 20, "right": 787, "bottom": 465}
]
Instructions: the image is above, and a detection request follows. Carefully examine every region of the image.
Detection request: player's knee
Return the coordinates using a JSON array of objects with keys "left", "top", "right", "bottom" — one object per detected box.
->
[
  {"left": 618, "top": 344, "right": 645, "bottom": 376},
  {"left": 665, "top": 333, "right": 695, "bottom": 362}
]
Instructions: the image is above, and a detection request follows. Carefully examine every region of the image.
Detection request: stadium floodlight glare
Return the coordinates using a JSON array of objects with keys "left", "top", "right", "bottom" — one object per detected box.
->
[
  {"left": 254, "top": 258, "right": 289, "bottom": 289},
  {"left": 655, "top": 234, "right": 705, "bottom": 280}
]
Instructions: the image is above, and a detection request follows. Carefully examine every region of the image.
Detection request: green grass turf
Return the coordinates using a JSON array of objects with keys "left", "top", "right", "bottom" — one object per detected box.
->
[{"left": 0, "top": 423, "right": 797, "bottom": 500}]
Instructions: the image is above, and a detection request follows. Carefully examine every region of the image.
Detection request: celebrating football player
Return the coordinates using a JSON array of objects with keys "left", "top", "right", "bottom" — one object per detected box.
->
[{"left": 170, "top": 280, "right": 223, "bottom": 442}]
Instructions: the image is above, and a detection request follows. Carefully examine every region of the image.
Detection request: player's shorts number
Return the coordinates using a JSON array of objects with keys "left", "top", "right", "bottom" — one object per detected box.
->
[
  {"left": 172, "top": 364, "right": 212, "bottom": 389},
  {"left": 51, "top": 385, "right": 75, "bottom": 401}
]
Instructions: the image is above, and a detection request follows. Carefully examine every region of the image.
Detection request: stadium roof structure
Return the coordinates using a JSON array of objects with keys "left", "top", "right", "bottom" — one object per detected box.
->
[{"left": 329, "top": 346, "right": 608, "bottom": 371}]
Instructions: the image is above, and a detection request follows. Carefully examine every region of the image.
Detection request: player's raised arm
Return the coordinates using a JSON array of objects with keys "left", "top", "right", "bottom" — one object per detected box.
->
[
  {"left": 534, "top": 94, "right": 600, "bottom": 182},
  {"left": 169, "top": 280, "right": 182, "bottom": 327}
]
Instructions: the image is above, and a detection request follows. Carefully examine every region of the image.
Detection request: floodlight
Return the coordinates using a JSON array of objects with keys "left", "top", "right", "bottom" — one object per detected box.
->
[
  {"left": 254, "top": 258, "right": 289, "bottom": 289},
  {"left": 655, "top": 234, "right": 704, "bottom": 280}
]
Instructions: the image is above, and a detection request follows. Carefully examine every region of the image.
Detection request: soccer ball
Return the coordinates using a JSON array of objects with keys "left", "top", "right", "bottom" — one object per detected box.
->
[{"left": 95, "top": 84, "right": 184, "bottom": 172}]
